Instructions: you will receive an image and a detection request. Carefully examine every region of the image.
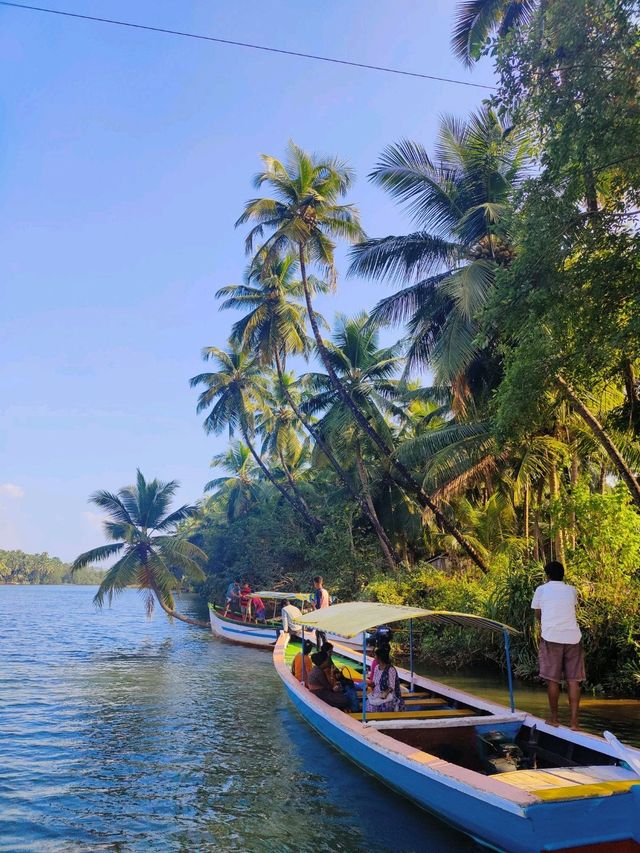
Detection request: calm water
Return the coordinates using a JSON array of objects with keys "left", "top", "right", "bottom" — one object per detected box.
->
[
  {"left": 3, "top": 587, "right": 638, "bottom": 853},
  {"left": 1, "top": 585, "right": 480, "bottom": 853}
]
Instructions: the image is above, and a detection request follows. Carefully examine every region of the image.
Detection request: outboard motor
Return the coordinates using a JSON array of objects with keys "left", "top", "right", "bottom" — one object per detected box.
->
[{"left": 480, "top": 730, "right": 532, "bottom": 774}]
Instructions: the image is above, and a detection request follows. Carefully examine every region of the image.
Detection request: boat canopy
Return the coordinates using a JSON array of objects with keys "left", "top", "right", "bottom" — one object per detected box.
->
[
  {"left": 298, "top": 601, "right": 519, "bottom": 637},
  {"left": 252, "top": 591, "right": 313, "bottom": 602}
]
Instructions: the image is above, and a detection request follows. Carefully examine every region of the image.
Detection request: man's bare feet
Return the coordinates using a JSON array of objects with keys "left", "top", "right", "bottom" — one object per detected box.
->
[
  {"left": 545, "top": 718, "right": 560, "bottom": 727},
  {"left": 570, "top": 724, "right": 581, "bottom": 731}
]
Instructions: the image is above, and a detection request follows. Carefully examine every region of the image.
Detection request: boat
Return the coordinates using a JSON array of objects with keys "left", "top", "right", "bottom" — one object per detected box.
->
[
  {"left": 274, "top": 601, "right": 640, "bottom": 853},
  {"left": 208, "top": 591, "right": 368, "bottom": 649}
]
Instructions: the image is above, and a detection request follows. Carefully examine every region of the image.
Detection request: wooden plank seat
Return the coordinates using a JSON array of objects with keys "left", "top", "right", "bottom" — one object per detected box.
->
[
  {"left": 348, "top": 709, "right": 475, "bottom": 721},
  {"left": 402, "top": 697, "right": 450, "bottom": 707}
]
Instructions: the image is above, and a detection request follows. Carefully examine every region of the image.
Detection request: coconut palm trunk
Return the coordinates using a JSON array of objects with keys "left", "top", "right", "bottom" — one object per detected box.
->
[
  {"left": 152, "top": 583, "right": 210, "bottom": 627},
  {"left": 354, "top": 439, "right": 397, "bottom": 572},
  {"left": 273, "top": 351, "right": 397, "bottom": 566},
  {"left": 240, "top": 422, "right": 322, "bottom": 531},
  {"left": 299, "top": 246, "right": 490, "bottom": 573},
  {"left": 557, "top": 376, "right": 640, "bottom": 510}
]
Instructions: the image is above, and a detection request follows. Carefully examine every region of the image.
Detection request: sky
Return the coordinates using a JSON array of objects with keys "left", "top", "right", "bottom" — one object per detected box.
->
[{"left": 0, "top": 0, "right": 493, "bottom": 562}]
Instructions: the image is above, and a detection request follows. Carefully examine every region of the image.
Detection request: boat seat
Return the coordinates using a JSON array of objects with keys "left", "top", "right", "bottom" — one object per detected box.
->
[
  {"left": 402, "top": 697, "right": 450, "bottom": 707},
  {"left": 495, "top": 766, "right": 640, "bottom": 801},
  {"left": 349, "top": 709, "right": 475, "bottom": 721}
]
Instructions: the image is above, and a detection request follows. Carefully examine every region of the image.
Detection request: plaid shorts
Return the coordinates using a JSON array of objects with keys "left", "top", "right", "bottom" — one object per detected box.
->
[{"left": 539, "top": 639, "right": 585, "bottom": 683}]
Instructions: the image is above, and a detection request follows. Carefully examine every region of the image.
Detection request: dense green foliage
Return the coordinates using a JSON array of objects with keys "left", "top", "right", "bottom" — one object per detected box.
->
[
  {"left": 182, "top": 0, "right": 640, "bottom": 697},
  {"left": 45, "top": 0, "right": 622, "bottom": 699},
  {"left": 0, "top": 549, "right": 103, "bottom": 585}
]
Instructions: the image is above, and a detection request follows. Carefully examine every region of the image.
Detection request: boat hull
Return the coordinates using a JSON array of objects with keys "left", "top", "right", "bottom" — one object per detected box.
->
[
  {"left": 208, "top": 604, "right": 367, "bottom": 649},
  {"left": 274, "top": 636, "right": 640, "bottom": 853}
]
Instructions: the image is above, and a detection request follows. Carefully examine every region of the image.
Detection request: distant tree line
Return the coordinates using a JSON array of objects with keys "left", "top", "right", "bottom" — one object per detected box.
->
[{"left": 0, "top": 549, "right": 103, "bottom": 585}]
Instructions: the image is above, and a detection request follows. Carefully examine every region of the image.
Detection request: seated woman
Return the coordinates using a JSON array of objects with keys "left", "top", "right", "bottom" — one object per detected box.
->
[
  {"left": 366, "top": 647, "right": 405, "bottom": 713},
  {"left": 291, "top": 639, "right": 314, "bottom": 685},
  {"left": 307, "top": 651, "right": 350, "bottom": 710}
]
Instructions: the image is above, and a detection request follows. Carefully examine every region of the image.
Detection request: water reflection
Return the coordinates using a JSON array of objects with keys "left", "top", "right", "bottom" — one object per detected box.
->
[{"left": 0, "top": 587, "right": 478, "bottom": 852}]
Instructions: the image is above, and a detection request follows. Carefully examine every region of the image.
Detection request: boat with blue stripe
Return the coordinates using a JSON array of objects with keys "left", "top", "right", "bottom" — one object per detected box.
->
[
  {"left": 208, "top": 593, "right": 367, "bottom": 649},
  {"left": 274, "top": 602, "right": 640, "bottom": 852}
]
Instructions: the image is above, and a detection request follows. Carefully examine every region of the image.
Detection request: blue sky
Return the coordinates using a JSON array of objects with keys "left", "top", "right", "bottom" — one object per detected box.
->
[{"left": 0, "top": 1, "right": 493, "bottom": 562}]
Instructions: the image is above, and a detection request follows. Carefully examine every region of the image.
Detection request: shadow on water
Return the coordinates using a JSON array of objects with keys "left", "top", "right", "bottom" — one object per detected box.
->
[{"left": 0, "top": 586, "right": 481, "bottom": 853}]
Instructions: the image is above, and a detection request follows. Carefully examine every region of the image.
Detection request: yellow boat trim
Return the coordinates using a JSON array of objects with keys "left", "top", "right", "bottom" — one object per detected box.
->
[
  {"left": 531, "top": 780, "right": 640, "bottom": 801},
  {"left": 348, "top": 709, "right": 473, "bottom": 720}
]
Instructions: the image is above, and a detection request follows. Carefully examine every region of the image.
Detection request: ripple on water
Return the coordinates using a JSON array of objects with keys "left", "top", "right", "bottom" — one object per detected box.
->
[{"left": 1, "top": 586, "right": 481, "bottom": 852}]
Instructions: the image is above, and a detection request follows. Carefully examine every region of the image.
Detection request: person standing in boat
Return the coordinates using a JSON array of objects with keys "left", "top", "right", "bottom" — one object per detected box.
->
[
  {"left": 367, "top": 647, "right": 405, "bottom": 713},
  {"left": 223, "top": 579, "right": 240, "bottom": 616},
  {"left": 532, "top": 561, "right": 585, "bottom": 730},
  {"left": 312, "top": 575, "right": 330, "bottom": 649},
  {"left": 239, "top": 583, "right": 252, "bottom": 622}
]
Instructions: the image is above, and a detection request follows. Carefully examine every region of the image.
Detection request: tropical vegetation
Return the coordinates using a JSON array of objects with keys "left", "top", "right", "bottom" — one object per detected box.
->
[
  {"left": 78, "top": 0, "right": 640, "bottom": 695},
  {"left": 0, "top": 549, "right": 102, "bottom": 585}
]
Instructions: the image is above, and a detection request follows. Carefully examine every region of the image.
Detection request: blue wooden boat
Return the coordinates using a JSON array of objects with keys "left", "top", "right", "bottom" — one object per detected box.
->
[{"left": 274, "top": 602, "right": 640, "bottom": 852}]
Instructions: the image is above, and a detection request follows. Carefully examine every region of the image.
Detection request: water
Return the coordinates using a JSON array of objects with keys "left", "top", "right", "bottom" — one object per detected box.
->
[{"left": 1, "top": 585, "right": 480, "bottom": 853}]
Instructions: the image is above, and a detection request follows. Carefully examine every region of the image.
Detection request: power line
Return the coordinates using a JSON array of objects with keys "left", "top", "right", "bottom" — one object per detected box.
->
[{"left": 0, "top": 1, "right": 495, "bottom": 91}]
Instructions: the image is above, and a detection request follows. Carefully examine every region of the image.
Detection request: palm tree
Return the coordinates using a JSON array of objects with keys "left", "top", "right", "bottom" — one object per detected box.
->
[
  {"left": 256, "top": 374, "right": 317, "bottom": 516},
  {"left": 72, "top": 471, "right": 209, "bottom": 627},
  {"left": 349, "top": 107, "right": 528, "bottom": 406},
  {"left": 217, "top": 254, "right": 399, "bottom": 560},
  {"left": 303, "top": 313, "right": 414, "bottom": 571},
  {"left": 189, "top": 343, "right": 322, "bottom": 531},
  {"left": 451, "top": 0, "right": 537, "bottom": 66},
  {"left": 237, "top": 142, "right": 490, "bottom": 572},
  {"left": 205, "top": 441, "right": 261, "bottom": 522}
]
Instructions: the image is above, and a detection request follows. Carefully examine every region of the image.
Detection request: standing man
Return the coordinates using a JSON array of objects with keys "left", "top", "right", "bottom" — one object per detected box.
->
[
  {"left": 223, "top": 579, "right": 240, "bottom": 616},
  {"left": 532, "top": 561, "right": 585, "bottom": 730},
  {"left": 313, "top": 575, "right": 330, "bottom": 650}
]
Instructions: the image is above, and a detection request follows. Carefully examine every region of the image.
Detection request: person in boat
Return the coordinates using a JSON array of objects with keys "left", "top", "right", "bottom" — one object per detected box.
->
[
  {"left": 320, "top": 641, "right": 337, "bottom": 687},
  {"left": 312, "top": 575, "right": 330, "bottom": 649},
  {"left": 367, "top": 647, "right": 405, "bottom": 713},
  {"left": 307, "top": 650, "right": 350, "bottom": 710},
  {"left": 281, "top": 598, "right": 303, "bottom": 636},
  {"left": 223, "top": 579, "right": 240, "bottom": 616},
  {"left": 291, "top": 639, "right": 314, "bottom": 685},
  {"left": 367, "top": 635, "right": 391, "bottom": 687},
  {"left": 251, "top": 594, "right": 266, "bottom": 623},
  {"left": 532, "top": 560, "right": 585, "bottom": 731},
  {"left": 239, "top": 583, "right": 252, "bottom": 622}
]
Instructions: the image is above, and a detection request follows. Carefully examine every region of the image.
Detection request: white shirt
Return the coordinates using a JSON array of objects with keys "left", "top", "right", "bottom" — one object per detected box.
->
[
  {"left": 281, "top": 604, "right": 302, "bottom": 633},
  {"left": 531, "top": 581, "right": 581, "bottom": 644}
]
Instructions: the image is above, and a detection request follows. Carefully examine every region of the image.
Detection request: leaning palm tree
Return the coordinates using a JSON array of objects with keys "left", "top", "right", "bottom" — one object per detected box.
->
[
  {"left": 237, "top": 142, "right": 490, "bottom": 572},
  {"left": 72, "top": 471, "right": 209, "bottom": 627},
  {"left": 218, "top": 254, "right": 400, "bottom": 560},
  {"left": 189, "top": 343, "right": 322, "bottom": 531},
  {"left": 451, "top": 0, "right": 537, "bottom": 66},
  {"left": 303, "top": 313, "right": 405, "bottom": 571},
  {"left": 349, "top": 107, "right": 528, "bottom": 407}
]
